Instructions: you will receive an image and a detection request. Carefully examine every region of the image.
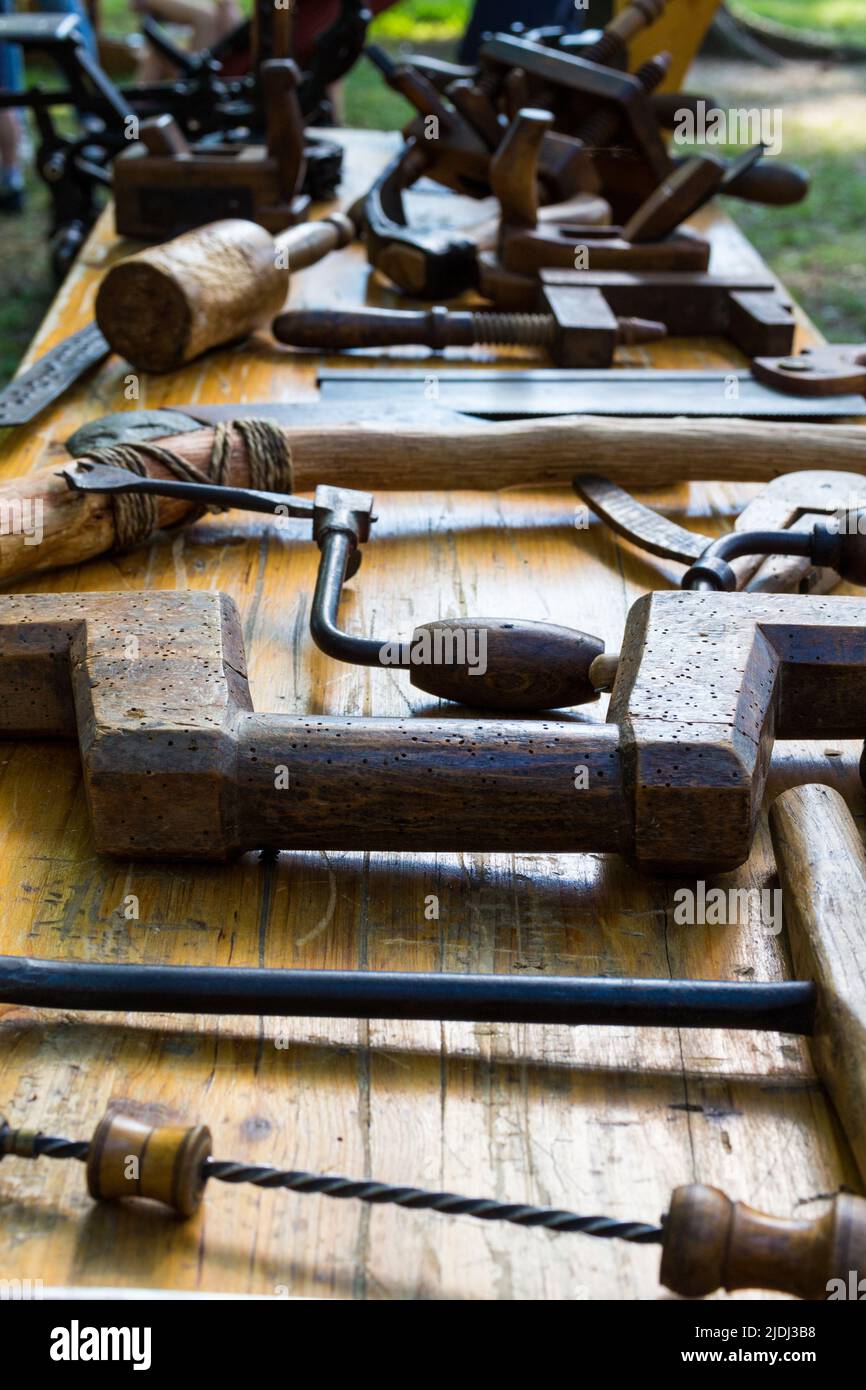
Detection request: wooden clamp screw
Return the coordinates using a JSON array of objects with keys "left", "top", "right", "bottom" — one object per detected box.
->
[{"left": 273, "top": 301, "right": 666, "bottom": 367}]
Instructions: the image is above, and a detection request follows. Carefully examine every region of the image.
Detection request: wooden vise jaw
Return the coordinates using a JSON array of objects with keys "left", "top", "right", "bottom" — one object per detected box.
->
[{"left": 1, "top": 590, "right": 866, "bottom": 871}]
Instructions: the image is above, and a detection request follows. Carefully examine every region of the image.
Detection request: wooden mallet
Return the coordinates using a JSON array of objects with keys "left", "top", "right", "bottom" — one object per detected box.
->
[{"left": 94, "top": 212, "right": 355, "bottom": 373}]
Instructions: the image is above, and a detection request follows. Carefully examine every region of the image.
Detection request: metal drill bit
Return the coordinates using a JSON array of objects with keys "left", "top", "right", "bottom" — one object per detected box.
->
[{"left": 0, "top": 1117, "right": 661, "bottom": 1244}]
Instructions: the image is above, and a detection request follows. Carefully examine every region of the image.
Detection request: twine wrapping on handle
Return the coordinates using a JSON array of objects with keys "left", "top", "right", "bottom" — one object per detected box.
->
[{"left": 76, "top": 418, "right": 294, "bottom": 551}]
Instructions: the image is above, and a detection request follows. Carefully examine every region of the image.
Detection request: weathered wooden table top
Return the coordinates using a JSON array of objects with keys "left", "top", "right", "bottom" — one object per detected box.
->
[{"left": 0, "top": 129, "right": 862, "bottom": 1301}]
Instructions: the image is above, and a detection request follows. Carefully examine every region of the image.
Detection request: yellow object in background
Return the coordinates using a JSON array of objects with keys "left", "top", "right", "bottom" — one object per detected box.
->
[{"left": 615, "top": 0, "right": 723, "bottom": 89}]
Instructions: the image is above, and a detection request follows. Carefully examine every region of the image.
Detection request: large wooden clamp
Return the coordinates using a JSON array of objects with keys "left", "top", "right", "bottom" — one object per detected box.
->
[{"left": 3, "top": 589, "right": 866, "bottom": 871}]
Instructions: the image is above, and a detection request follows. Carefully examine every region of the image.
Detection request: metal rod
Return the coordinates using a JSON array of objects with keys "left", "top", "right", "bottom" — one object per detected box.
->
[
  {"left": 684, "top": 528, "right": 814, "bottom": 591},
  {"left": 0, "top": 956, "right": 817, "bottom": 1033},
  {"left": 201, "top": 1158, "right": 664, "bottom": 1243},
  {"left": 0, "top": 1120, "right": 663, "bottom": 1245},
  {"left": 704, "top": 528, "right": 813, "bottom": 567},
  {"left": 61, "top": 462, "right": 315, "bottom": 519},
  {"left": 310, "top": 531, "right": 402, "bottom": 667}
]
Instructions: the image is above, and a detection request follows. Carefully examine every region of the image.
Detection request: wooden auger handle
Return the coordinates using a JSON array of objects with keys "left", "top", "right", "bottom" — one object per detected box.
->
[
  {"left": 665, "top": 785, "right": 866, "bottom": 1298},
  {"left": 10, "top": 1107, "right": 865, "bottom": 1297},
  {"left": 661, "top": 1184, "right": 866, "bottom": 1299}
]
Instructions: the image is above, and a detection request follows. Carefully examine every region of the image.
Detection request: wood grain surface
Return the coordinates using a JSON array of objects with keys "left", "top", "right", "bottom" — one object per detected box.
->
[{"left": 0, "top": 130, "right": 863, "bottom": 1301}]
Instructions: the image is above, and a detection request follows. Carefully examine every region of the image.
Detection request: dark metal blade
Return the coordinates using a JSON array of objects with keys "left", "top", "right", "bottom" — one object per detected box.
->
[
  {"left": 0, "top": 322, "right": 110, "bottom": 427},
  {"left": 61, "top": 460, "right": 315, "bottom": 518}
]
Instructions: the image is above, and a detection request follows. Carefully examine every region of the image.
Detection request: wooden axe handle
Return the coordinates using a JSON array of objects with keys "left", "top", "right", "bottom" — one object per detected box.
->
[
  {"left": 1, "top": 416, "right": 865, "bottom": 584},
  {"left": 126, "top": 416, "right": 866, "bottom": 491},
  {"left": 769, "top": 784, "right": 866, "bottom": 1188}
]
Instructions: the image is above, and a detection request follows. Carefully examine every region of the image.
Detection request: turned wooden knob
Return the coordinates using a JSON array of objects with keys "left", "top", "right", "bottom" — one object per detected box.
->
[
  {"left": 86, "top": 1110, "right": 212, "bottom": 1217},
  {"left": 811, "top": 511, "right": 866, "bottom": 587},
  {"left": 660, "top": 1184, "right": 866, "bottom": 1299},
  {"left": 96, "top": 214, "right": 354, "bottom": 373},
  {"left": 407, "top": 618, "right": 604, "bottom": 711}
]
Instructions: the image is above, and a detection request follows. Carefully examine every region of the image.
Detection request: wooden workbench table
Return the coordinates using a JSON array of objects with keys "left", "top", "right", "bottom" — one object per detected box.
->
[{"left": 0, "top": 130, "right": 862, "bottom": 1301}]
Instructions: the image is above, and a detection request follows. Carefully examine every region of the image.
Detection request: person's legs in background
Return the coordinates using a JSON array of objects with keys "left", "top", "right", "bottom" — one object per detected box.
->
[
  {"left": 34, "top": 0, "right": 99, "bottom": 60},
  {"left": 458, "top": 0, "right": 587, "bottom": 64},
  {"left": 132, "top": 0, "right": 242, "bottom": 81},
  {"left": 0, "top": 0, "right": 24, "bottom": 214}
]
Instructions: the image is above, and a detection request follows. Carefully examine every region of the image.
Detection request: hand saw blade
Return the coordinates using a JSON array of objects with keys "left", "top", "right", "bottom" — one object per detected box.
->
[
  {"left": 0, "top": 322, "right": 110, "bottom": 427},
  {"left": 315, "top": 368, "right": 866, "bottom": 418}
]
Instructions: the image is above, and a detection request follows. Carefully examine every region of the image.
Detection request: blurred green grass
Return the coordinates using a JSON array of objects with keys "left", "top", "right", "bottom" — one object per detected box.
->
[
  {"left": 709, "top": 114, "right": 866, "bottom": 339},
  {"left": 731, "top": 1, "right": 866, "bottom": 45}
]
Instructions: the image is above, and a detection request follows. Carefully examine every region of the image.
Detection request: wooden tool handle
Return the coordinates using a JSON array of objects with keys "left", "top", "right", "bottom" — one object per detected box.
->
[
  {"left": 490, "top": 107, "right": 551, "bottom": 229},
  {"left": 407, "top": 618, "right": 604, "bottom": 711},
  {"left": 769, "top": 784, "right": 866, "bottom": 1188},
  {"left": 95, "top": 214, "right": 353, "bottom": 373},
  {"left": 166, "top": 416, "right": 866, "bottom": 491},
  {"left": 273, "top": 212, "right": 355, "bottom": 270},
  {"left": 4, "top": 417, "right": 866, "bottom": 586},
  {"left": 273, "top": 305, "right": 477, "bottom": 351},
  {"left": 262, "top": 58, "right": 305, "bottom": 196},
  {"left": 87, "top": 1110, "right": 211, "bottom": 1217},
  {"left": 661, "top": 1183, "right": 866, "bottom": 1298},
  {"left": 725, "top": 160, "right": 810, "bottom": 207}
]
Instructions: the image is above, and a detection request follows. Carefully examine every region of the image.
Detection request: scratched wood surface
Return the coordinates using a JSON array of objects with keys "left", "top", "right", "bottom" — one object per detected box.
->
[{"left": 0, "top": 129, "right": 863, "bottom": 1301}]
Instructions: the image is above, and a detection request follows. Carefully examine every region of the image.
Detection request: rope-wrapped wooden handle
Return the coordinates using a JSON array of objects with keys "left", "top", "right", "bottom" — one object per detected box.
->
[{"left": 3, "top": 417, "right": 866, "bottom": 586}]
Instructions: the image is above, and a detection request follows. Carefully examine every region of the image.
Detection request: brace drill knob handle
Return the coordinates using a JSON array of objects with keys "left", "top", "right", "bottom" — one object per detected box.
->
[
  {"left": 660, "top": 1184, "right": 866, "bottom": 1300},
  {"left": 810, "top": 509, "right": 866, "bottom": 587},
  {"left": 311, "top": 497, "right": 607, "bottom": 711},
  {"left": 405, "top": 618, "right": 604, "bottom": 711}
]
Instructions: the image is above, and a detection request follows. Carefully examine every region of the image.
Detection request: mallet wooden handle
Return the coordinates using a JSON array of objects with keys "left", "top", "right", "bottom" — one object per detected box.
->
[
  {"left": 3, "top": 416, "right": 866, "bottom": 585},
  {"left": 94, "top": 212, "right": 355, "bottom": 373},
  {"left": 769, "top": 784, "right": 866, "bottom": 1188},
  {"left": 273, "top": 305, "right": 664, "bottom": 357},
  {"left": 661, "top": 1184, "right": 866, "bottom": 1299},
  {"left": 275, "top": 305, "right": 491, "bottom": 351}
]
